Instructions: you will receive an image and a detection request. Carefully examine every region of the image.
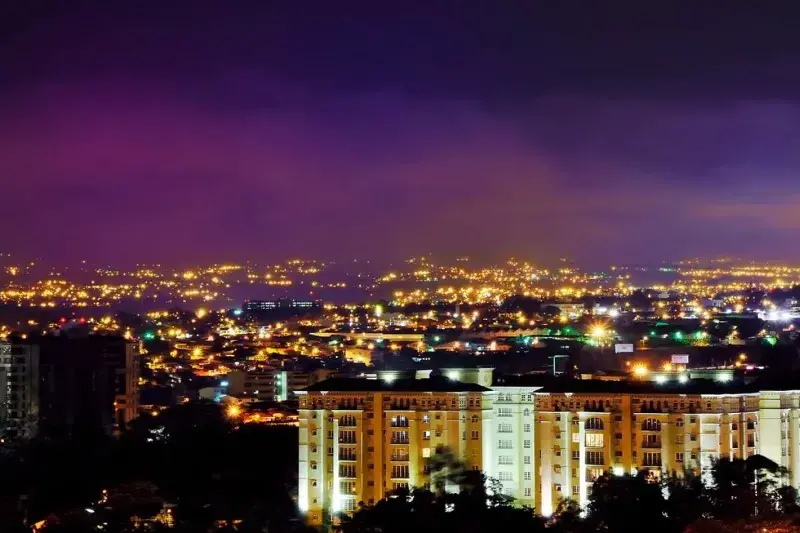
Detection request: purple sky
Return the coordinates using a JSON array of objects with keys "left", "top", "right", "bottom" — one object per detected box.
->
[{"left": 2, "top": 3, "right": 800, "bottom": 267}]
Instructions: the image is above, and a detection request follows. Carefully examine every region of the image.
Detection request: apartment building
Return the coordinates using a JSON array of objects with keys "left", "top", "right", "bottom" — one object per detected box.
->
[
  {"left": 297, "top": 374, "right": 492, "bottom": 526},
  {"left": 298, "top": 370, "right": 800, "bottom": 523},
  {"left": 0, "top": 343, "right": 40, "bottom": 438}
]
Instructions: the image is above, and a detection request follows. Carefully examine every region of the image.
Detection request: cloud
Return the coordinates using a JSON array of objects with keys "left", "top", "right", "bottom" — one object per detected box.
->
[{"left": 1, "top": 78, "right": 799, "bottom": 265}]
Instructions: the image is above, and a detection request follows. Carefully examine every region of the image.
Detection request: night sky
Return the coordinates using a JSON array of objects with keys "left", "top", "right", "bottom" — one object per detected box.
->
[{"left": 2, "top": 3, "right": 800, "bottom": 267}]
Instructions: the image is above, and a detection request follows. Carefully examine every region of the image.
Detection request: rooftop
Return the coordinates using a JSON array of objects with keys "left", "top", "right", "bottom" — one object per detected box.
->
[{"left": 300, "top": 375, "right": 492, "bottom": 393}]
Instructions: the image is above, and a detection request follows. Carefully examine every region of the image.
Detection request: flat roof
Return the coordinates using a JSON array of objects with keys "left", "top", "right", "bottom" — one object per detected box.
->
[{"left": 301, "top": 376, "right": 492, "bottom": 393}]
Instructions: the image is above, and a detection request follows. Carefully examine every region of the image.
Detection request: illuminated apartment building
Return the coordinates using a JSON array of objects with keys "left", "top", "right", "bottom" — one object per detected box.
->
[
  {"left": 298, "top": 370, "right": 800, "bottom": 523},
  {"left": 296, "top": 371, "right": 493, "bottom": 526}
]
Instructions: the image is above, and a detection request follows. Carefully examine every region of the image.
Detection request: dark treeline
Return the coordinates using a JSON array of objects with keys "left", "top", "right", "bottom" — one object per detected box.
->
[
  {"left": 343, "top": 453, "right": 800, "bottom": 533},
  {"left": 4, "top": 407, "right": 800, "bottom": 533},
  {"left": 0, "top": 402, "right": 306, "bottom": 533}
]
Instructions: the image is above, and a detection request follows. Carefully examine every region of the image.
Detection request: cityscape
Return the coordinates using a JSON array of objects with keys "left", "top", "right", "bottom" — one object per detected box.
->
[{"left": 4, "top": 2, "right": 800, "bottom": 533}]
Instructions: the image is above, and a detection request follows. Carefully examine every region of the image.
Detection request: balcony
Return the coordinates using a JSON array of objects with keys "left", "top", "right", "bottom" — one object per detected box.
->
[{"left": 642, "top": 440, "right": 662, "bottom": 449}]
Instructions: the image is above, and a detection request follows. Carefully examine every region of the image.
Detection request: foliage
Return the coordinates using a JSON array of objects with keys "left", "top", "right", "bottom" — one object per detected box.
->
[{"left": 0, "top": 401, "right": 300, "bottom": 532}]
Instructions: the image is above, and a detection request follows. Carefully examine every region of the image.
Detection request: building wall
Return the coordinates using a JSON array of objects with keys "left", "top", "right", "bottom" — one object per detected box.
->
[
  {"left": 299, "top": 385, "right": 800, "bottom": 523},
  {"left": 0, "top": 344, "right": 40, "bottom": 438},
  {"left": 298, "top": 389, "right": 489, "bottom": 526}
]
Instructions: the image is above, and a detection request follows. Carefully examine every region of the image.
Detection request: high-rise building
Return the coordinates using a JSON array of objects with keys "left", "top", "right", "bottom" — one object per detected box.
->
[
  {"left": 297, "top": 374, "right": 491, "bottom": 526},
  {"left": 0, "top": 344, "right": 40, "bottom": 438},
  {"left": 297, "top": 370, "right": 800, "bottom": 524},
  {"left": 0, "top": 334, "right": 139, "bottom": 439}
]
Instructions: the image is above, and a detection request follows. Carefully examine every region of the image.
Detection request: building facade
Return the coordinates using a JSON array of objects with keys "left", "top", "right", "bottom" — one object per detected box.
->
[
  {"left": 297, "top": 375, "right": 491, "bottom": 526},
  {"left": 0, "top": 343, "right": 40, "bottom": 438},
  {"left": 0, "top": 334, "right": 140, "bottom": 439},
  {"left": 298, "top": 371, "right": 800, "bottom": 524}
]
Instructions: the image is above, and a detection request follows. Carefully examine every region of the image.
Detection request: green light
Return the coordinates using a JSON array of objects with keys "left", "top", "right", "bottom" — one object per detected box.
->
[
  {"left": 433, "top": 336, "right": 441, "bottom": 342},
  {"left": 143, "top": 331, "right": 155, "bottom": 340},
  {"left": 694, "top": 331, "right": 705, "bottom": 339},
  {"left": 766, "top": 336, "right": 778, "bottom": 346},
  {"left": 673, "top": 331, "right": 683, "bottom": 340},
  {"left": 649, "top": 330, "right": 656, "bottom": 336}
]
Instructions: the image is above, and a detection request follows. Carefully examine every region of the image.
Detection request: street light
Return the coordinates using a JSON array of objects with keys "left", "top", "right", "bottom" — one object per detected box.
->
[{"left": 549, "top": 354, "right": 569, "bottom": 376}]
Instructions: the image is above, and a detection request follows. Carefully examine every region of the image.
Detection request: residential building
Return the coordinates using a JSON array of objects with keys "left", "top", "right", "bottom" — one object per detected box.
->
[
  {"left": 10, "top": 333, "right": 140, "bottom": 439},
  {"left": 298, "top": 370, "right": 800, "bottom": 523},
  {"left": 0, "top": 343, "right": 40, "bottom": 438},
  {"left": 297, "top": 373, "right": 492, "bottom": 526}
]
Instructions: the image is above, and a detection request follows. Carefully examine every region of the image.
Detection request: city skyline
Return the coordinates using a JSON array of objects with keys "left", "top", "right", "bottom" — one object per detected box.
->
[{"left": 3, "top": 4, "right": 800, "bottom": 266}]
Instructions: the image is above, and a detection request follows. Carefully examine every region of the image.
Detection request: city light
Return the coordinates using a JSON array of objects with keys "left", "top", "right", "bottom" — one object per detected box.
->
[{"left": 632, "top": 364, "right": 649, "bottom": 377}]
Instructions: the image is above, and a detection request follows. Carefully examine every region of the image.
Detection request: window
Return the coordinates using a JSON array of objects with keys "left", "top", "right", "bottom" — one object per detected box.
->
[
  {"left": 498, "top": 408, "right": 512, "bottom": 417},
  {"left": 422, "top": 447, "right": 431, "bottom": 458},
  {"left": 498, "top": 423, "right": 513, "bottom": 433},
  {"left": 339, "top": 430, "right": 356, "bottom": 443},
  {"left": 340, "top": 480, "right": 357, "bottom": 494},
  {"left": 642, "top": 419, "right": 661, "bottom": 431},
  {"left": 585, "top": 417, "right": 604, "bottom": 430},
  {"left": 471, "top": 415, "right": 479, "bottom": 423},
  {"left": 391, "top": 465, "right": 409, "bottom": 478},
  {"left": 553, "top": 464, "right": 561, "bottom": 473},
  {"left": 554, "top": 484, "right": 562, "bottom": 492},
  {"left": 422, "top": 415, "right": 430, "bottom": 424},
  {"left": 586, "top": 451, "right": 604, "bottom": 465},
  {"left": 498, "top": 472, "right": 513, "bottom": 481},
  {"left": 524, "top": 471, "right": 532, "bottom": 480},
  {"left": 523, "top": 409, "right": 531, "bottom": 416},
  {"left": 391, "top": 449, "right": 409, "bottom": 461},
  {"left": 392, "top": 431, "right": 409, "bottom": 444},
  {"left": 328, "top": 447, "right": 334, "bottom": 456},
  {"left": 573, "top": 486, "right": 579, "bottom": 495},
  {"left": 524, "top": 440, "right": 531, "bottom": 448},
  {"left": 572, "top": 450, "right": 580, "bottom": 460},
  {"left": 340, "top": 464, "right": 356, "bottom": 477},
  {"left": 585, "top": 433, "right": 604, "bottom": 448},
  {"left": 423, "top": 430, "right": 430, "bottom": 440},
  {"left": 676, "top": 418, "right": 684, "bottom": 427},
  {"left": 343, "top": 498, "right": 357, "bottom": 512},
  {"left": 524, "top": 424, "right": 531, "bottom": 432},
  {"left": 675, "top": 452, "right": 684, "bottom": 462},
  {"left": 524, "top": 488, "right": 532, "bottom": 497},
  {"left": 391, "top": 415, "right": 409, "bottom": 427},
  {"left": 498, "top": 440, "right": 512, "bottom": 449},
  {"left": 572, "top": 433, "right": 580, "bottom": 443},
  {"left": 642, "top": 452, "right": 661, "bottom": 467},
  {"left": 644, "top": 434, "right": 661, "bottom": 447},
  {"left": 499, "top": 455, "right": 513, "bottom": 465},
  {"left": 524, "top": 455, "right": 531, "bottom": 465}
]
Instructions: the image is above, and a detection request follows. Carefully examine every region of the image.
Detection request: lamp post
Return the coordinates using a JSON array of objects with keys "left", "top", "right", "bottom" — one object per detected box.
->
[{"left": 549, "top": 354, "right": 569, "bottom": 376}]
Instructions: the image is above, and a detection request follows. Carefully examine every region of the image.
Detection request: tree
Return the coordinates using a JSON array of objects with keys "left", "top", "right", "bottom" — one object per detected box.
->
[
  {"left": 664, "top": 472, "right": 711, "bottom": 531},
  {"left": 585, "top": 471, "right": 668, "bottom": 533},
  {"left": 708, "top": 455, "right": 785, "bottom": 520},
  {"left": 341, "top": 483, "right": 544, "bottom": 533}
]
